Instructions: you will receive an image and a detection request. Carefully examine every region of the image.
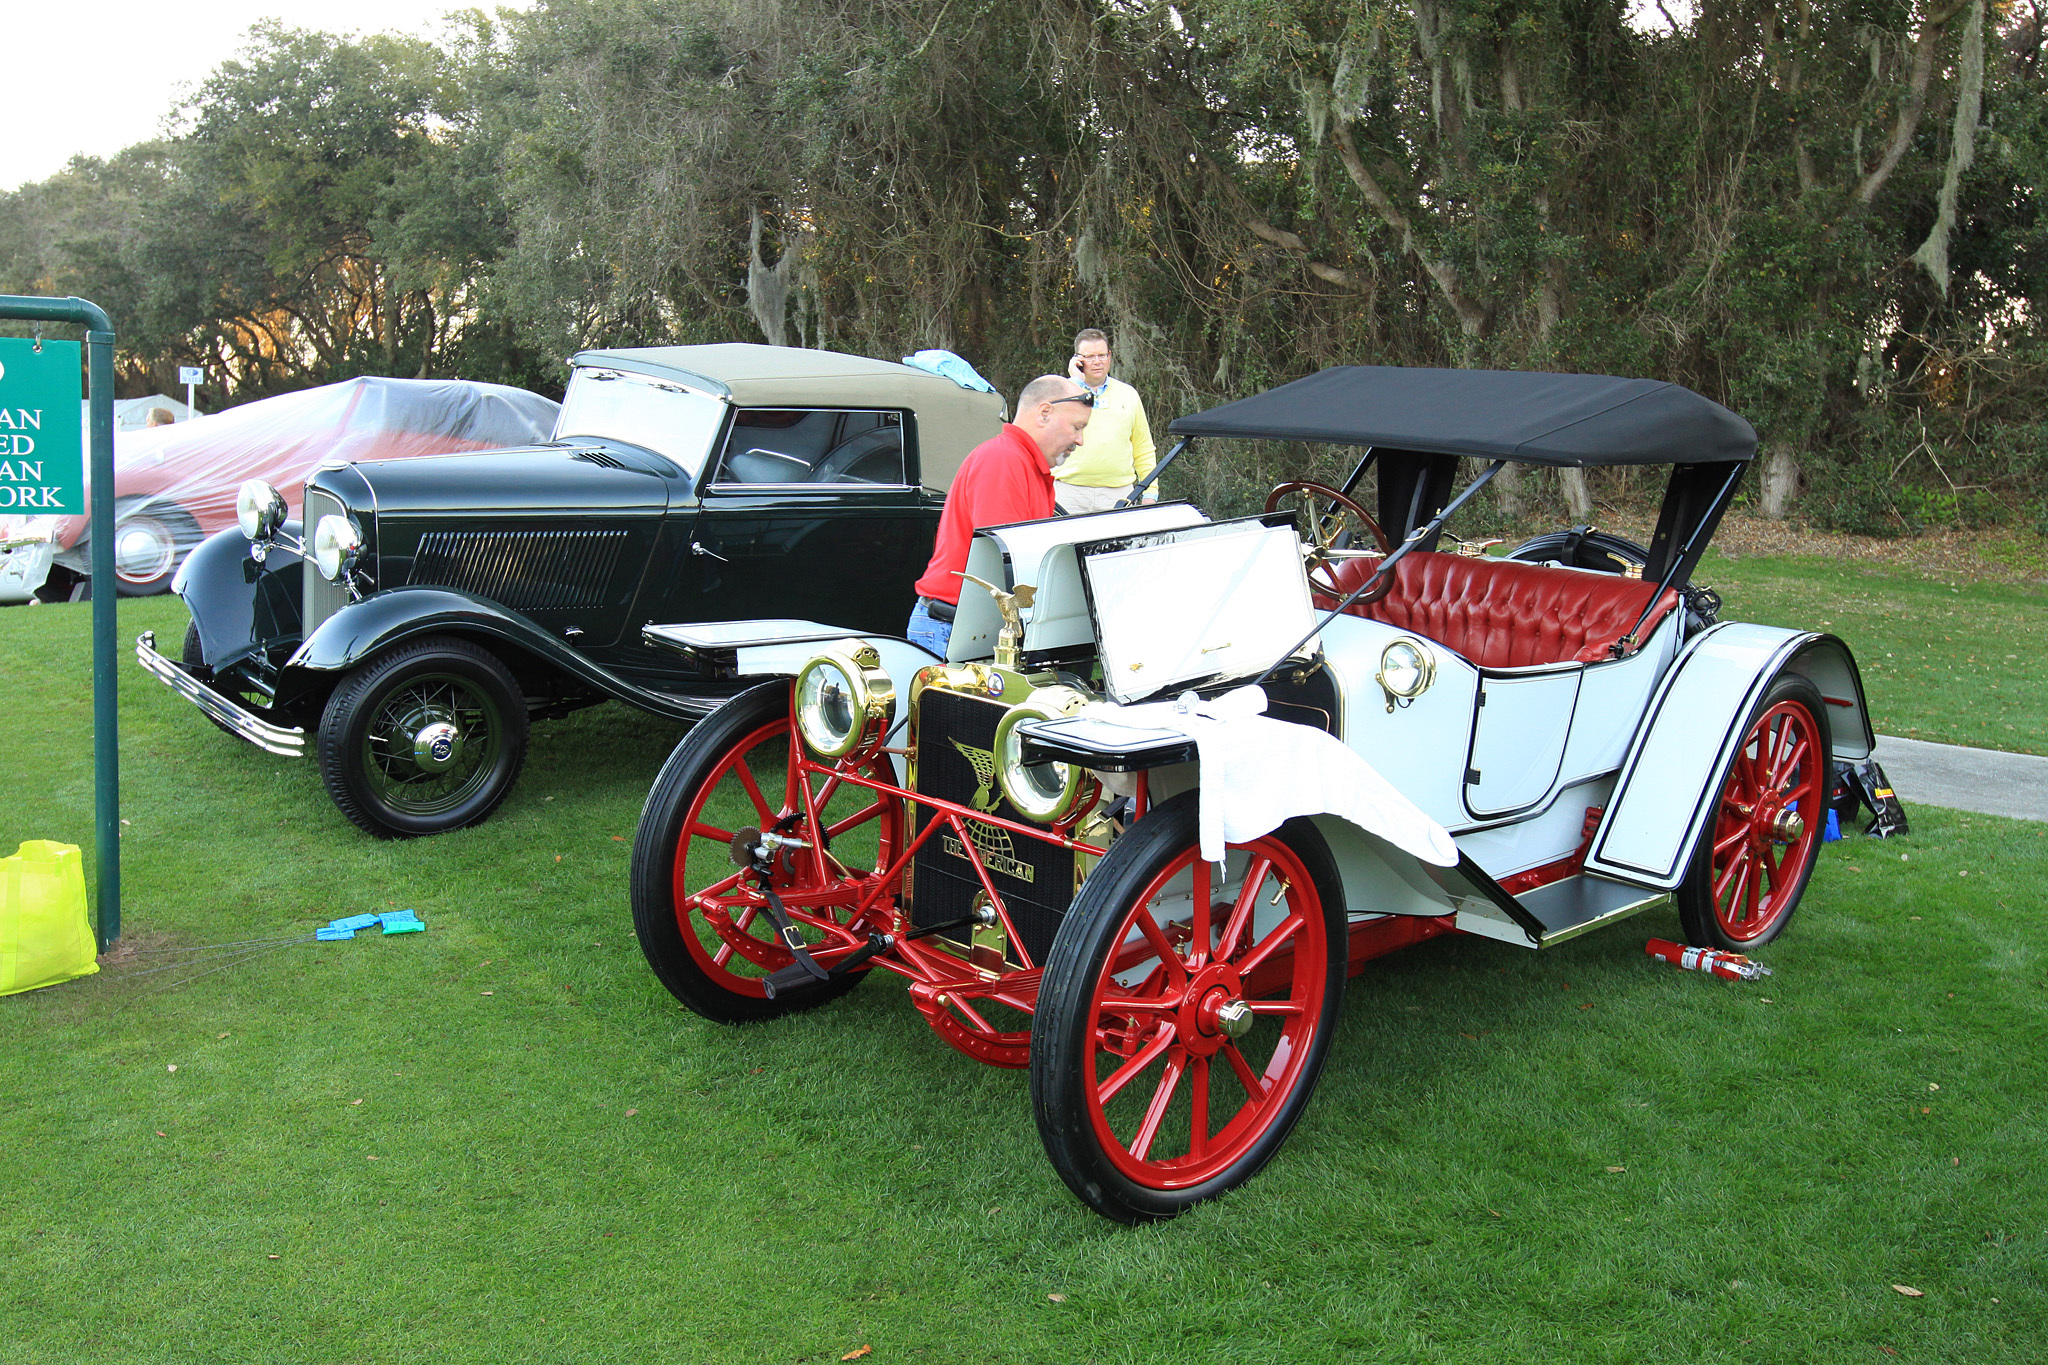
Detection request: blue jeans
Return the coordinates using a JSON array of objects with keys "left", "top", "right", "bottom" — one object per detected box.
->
[{"left": 906, "top": 598, "right": 952, "bottom": 658}]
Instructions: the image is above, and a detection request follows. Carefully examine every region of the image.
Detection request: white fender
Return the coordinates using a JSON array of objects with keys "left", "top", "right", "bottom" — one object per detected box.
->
[
  {"left": 1584, "top": 622, "right": 1863, "bottom": 890},
  {"left": 731, "top": 634, "right": 940, "bottom": 689},
  {"left": 640, "top": 619, "right": 941, "bottom": 786},
  {"left": 641, "top": 618, "right": 941, "bottom": 689}
]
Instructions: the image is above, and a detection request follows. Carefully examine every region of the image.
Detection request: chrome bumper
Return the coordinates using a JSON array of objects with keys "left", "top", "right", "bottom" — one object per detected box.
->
[{"left": 136, "top": 629, "right": 308, "bottom": 758}]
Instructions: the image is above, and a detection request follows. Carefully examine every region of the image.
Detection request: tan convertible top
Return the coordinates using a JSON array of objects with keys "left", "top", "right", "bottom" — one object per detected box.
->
[{"left": 572, "top": 343, "right": 1006, "bottom": 492}]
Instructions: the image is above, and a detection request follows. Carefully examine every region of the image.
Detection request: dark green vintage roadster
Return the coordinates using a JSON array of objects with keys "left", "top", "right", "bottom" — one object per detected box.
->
[{"left": 138, "top": 344, "right": 1003, "bottom": 837}]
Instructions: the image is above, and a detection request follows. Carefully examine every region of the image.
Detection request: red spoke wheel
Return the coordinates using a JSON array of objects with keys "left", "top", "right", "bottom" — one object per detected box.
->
[
  {"left": 631, "top": 680, "right": 903, "bottom": 1023},
  {"left": 1030, "top": 792, "right": 1345, "bottom": 1222},
  {"left": 1677, "top": 673, "right": 1831, "bottom": 952}
]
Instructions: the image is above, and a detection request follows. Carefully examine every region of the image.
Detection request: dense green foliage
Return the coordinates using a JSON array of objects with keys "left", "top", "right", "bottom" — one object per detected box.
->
[
  {"left": 5, "top": 1, "right": 2048, "bottom": 530},
  {"left": 4, "top": 591, "right": 2046, "bottom": 1362}
]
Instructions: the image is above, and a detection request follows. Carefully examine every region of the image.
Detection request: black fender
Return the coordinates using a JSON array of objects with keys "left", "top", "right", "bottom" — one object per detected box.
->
[
  {"left": 276, "top": 586, "right": 720, "bottom": 721},
  {"left": 176, "top": 522, "right": 305, "bottom": 673}
]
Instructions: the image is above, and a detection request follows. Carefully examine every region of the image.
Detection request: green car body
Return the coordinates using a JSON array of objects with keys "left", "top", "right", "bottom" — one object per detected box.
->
[{"left": 139, "top": 343, "right": 1004, "bottom": 836}]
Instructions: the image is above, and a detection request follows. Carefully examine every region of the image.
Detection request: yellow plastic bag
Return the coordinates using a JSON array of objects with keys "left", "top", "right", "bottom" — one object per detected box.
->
[{"left": 0, "top": 841, "right": 99, "bottom": 997}]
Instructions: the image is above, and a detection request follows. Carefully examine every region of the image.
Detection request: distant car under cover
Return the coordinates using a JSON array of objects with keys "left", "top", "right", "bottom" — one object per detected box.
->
[{"left": 0, "top": 376, "right": 559, "bottom": 601}]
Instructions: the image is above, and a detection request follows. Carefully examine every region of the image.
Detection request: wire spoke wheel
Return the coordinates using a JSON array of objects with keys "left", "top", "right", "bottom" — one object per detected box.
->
[
  {"left": 1678, "top": 673, "right": 1830, "bottom": 951},
  {"left": 359, "top": 675, "right": 504, "bottom": 813},
  {"left": 1032, "top": 792, "right": 1345, "bottom": 1222},
  {"left": 318, "top": 637, "right": 530, "bottom": 838},
  {"left": 632, "top": 681, "right": 903, "bottom": 1022}
]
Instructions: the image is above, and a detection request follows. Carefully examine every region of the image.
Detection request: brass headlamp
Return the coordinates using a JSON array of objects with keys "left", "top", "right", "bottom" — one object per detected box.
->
[{"left": 793, "top": 642, "right": 897, "bottom": 760}]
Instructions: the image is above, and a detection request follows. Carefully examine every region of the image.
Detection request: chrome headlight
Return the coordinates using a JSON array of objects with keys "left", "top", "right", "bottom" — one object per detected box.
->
[
  {"left": 794, "top": 643, "right": 896, "bottom": 760},
  {"left": 235, "top": 480, "right": 287, "bottom": 541},
  {"left": 1375, "top": 638, "right": 1437, "bottom": 704},
  {"left": 312, "top": 513, "right": 363, "bottom": 582},
  {"left": 993, "top": 685, "right": 1095, "bottom": 823}
]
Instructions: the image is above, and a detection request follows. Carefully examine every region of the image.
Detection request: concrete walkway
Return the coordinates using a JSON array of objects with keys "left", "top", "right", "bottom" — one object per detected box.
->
[{"left": 1872, "top": 735, "right": 2048, "bottom": 823}]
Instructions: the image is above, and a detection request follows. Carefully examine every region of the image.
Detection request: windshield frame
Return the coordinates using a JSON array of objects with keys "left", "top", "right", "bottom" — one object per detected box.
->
[{"left": 554, "top": 366, "right": 727, "bottom": 479}]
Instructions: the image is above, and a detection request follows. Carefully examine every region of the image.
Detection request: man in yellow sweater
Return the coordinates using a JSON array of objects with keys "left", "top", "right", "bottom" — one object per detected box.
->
[{"left": 1054, "top": 328, "right": 1157, "bottom": 513}]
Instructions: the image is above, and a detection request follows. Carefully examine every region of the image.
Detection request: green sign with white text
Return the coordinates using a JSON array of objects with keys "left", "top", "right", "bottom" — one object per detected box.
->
[{"left": 0, "top": 338, "right": 83, "bottom": 515}]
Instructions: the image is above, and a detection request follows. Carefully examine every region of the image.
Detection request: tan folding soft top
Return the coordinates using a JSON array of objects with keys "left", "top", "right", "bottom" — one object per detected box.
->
[{"left": 572, "top": 343, "right": 1006, "bottom": 492}]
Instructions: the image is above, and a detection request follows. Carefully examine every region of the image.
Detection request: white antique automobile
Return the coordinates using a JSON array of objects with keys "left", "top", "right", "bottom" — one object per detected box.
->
[{"left": 628, "top": 367, "right": 1877, "bottom": 1222}]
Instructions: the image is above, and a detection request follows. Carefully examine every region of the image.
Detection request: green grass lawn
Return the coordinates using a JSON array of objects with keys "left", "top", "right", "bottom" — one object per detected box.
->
[
  {"left": 3, "top": 581, "right": 2045, "bottom": 1364},
  {"left": 1697, "top": 549, "right": 2048, "bottom": 756}
]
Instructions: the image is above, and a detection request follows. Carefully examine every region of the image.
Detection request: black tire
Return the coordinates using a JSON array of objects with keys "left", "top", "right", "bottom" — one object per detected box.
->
[
  {"left": 109, "top": 499, "right": 203, "bottom": 596},
  {"left": 181, "top": 620, "right": 241, "bottom": 738},
  {"left": 1676, "top": 672, "right": 1831, "bottom": 951},
  {"left": 1030, "top": 792, "right": 1347, "bottom": 1223},
  {"left": 179, "top": 619, "right": 210, "bottom": 674},
  {"left": 317, "top": 636, "right": 530, "bottom": 838},
  {"left": 631, "top": 681, "right": 900, "bottom": 1023},
  {"left": 1505, "top": 528, "right": 1650, "bottom": 575}
]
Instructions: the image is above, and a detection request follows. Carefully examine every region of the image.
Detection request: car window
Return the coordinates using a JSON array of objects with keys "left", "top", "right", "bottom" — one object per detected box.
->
[
  {"left": 554, "top": 368, "right": 726, "bottom": 478},
  {"left": 713, "top": 409, "right": 909, "bottom": 487}
]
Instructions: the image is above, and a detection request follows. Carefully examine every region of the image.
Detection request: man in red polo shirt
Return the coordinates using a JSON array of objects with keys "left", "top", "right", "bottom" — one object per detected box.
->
[{"left": 907, "top": 374, "right": 1094, "bottom": 655}]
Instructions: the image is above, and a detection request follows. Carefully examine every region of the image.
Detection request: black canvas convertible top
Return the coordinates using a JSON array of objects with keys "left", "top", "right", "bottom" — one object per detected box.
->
[{"left": 1168, "top": 366, "right": 1756, "bottom": 467}]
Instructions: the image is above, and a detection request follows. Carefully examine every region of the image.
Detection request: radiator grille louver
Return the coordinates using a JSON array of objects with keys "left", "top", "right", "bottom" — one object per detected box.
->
[
  {"left": 300, "top": 486, "right": 350, "bottom": 639},
  {"left": 407, "top": 529, "right": 627, "bottom": 611},
  {"left": 910, "top": 686, "right": 1075, "bottom": 968}
]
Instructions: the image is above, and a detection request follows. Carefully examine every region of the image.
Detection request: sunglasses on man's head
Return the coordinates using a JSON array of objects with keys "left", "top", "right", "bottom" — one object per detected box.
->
[{"left": 1049, "top": 392, "right": 1096, "bottom": 408}]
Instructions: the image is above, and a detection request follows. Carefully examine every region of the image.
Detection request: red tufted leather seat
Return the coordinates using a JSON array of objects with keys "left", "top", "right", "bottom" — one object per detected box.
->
[{"left": 1315, "top": 550, "right": 1679, "bottom": 670}]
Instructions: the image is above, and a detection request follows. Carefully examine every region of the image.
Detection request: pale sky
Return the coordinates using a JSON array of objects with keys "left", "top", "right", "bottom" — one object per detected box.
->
[{"left": 5, "top": 1, "right": 534, "bottom": 193}]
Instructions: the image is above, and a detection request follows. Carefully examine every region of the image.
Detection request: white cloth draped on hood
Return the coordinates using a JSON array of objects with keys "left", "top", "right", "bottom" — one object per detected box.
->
[{"left": 1085, "top": 684, "right": 1460, "bottom": 868}]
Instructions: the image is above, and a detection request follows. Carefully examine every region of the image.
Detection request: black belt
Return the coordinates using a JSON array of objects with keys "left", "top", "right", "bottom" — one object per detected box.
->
[{"left": 918, "top": 596, "right": 956, "bottom": 623}]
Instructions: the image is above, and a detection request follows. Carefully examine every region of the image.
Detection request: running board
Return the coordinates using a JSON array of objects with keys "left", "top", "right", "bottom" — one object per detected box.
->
[
  {"left": 1449, "top": 865, "right": 1669, "bottom": 949},
  {"left": 1517, "top": 873, "right": 1670, "bottom": 947}
]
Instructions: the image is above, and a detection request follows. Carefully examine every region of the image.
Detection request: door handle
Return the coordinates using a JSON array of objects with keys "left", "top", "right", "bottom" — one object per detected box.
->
[{"left": 690, "top": 541, "right": 729, "bottom": 563}]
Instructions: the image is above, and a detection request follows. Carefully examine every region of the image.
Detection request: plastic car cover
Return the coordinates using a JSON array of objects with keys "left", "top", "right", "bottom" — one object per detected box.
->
[{"left": 0, "top": 376, "right": 559, "bottom": 577}]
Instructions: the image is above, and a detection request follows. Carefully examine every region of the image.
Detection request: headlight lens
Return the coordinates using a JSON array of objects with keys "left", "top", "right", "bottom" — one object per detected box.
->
[
  {"left": 994, "top": 685, "right": 1095, "bottom": 823},
  {"left": 235, "top": 480, "right": 288, "bottom": 541},
  {"left": 312, "top": 513, "right": 363, "bottom": 582},
  {"left": 794, "top": 644, "right": 895, "bottom": 760},
  {"left": 1376, "top": 638, "right": 1437, "bottom": 699}
]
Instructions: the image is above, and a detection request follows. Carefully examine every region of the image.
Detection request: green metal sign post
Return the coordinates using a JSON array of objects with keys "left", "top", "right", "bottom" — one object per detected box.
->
[{"left": 0, "top": 296, "right": 119, "bottom": 949}]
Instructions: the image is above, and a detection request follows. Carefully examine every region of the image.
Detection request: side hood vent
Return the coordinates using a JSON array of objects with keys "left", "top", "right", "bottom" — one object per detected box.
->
[{"left": 409, "top": 528, "right": 628, "bottom": 611}]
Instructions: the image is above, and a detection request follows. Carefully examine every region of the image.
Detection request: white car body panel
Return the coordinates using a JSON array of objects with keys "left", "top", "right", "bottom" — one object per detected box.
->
[
  {"left": 1456, "top": 775, "right": 1616, "bottom": 881},
  {"left": 1322, "top": 612, "right": 1481, "bottom": 831},
  {"left": 1552, "top": 617, "right": 1682, "bottom": 781},
  {"left": 1318, "top": 605, "right": 1680, "bottom": 846},
  {"left": 1466, "top": 665, "right": 1583, "bottom": 817}
]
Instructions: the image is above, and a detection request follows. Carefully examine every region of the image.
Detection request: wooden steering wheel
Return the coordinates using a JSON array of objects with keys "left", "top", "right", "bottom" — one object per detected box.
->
[{"left": 1264, "top": 480, "right": 1397, "bottom": 605}]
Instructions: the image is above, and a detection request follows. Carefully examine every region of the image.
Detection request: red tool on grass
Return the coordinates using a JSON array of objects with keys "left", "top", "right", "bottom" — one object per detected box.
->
[{"left": 1645, "top": 937, "right": 1773, "bottom": 982}]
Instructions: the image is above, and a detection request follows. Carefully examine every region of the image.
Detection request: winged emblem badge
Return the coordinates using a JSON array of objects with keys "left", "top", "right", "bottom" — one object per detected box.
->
[{"left": 951, "top": 739, "right": 1000, "bottom": 812}]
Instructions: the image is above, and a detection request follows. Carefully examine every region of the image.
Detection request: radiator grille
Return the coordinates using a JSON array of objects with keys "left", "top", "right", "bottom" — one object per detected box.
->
[
  {"left": 910, "top": 686, "right": 1075, "bottom": 968},
  {"left": 407, "top": 529, "right": 626, "bottom": 611},
  {"left": 300, "top": 486, "right": 351, "bottom": 640}
]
